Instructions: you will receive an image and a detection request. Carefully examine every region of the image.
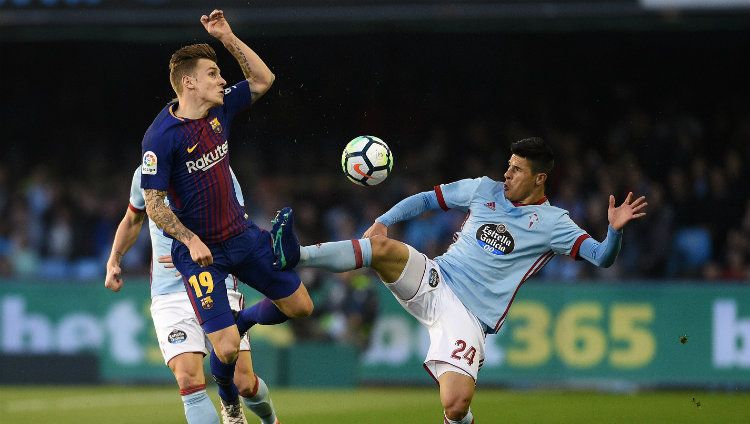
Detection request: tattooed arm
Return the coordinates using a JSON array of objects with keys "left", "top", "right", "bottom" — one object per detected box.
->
[
  {"left": 200, "top": 9, "right": 275, "bottom": 102},
  {"left": 105, "top": 207, "right": 146, "bottom": 292},
  {"left": 144, "top": 189, "right": 213, "bottom": 266}
]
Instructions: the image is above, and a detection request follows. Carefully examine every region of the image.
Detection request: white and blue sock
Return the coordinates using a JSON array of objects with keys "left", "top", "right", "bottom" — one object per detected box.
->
[
  {"left": 241, "top": 376, "right": 277, "bottom": 424},
  {"left": 299, "top": 239, "right": 372, "bottom": 272},
  {"left": 181, "top": 386, "right": 220, "bottom": 424}
]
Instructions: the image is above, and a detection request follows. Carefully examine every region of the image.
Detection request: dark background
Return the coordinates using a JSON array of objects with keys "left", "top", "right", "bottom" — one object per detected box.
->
[{"left": 1, "top": 1, "right": 749, "bottom": 283}]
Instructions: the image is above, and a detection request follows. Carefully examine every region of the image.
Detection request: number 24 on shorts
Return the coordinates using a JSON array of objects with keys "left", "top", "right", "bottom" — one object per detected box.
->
[
  {"left": 188, "top": 271, "right": 214, "bottom": 297},
  {"left": 451, "top": 339, "right": 477, "bottom": 366}
]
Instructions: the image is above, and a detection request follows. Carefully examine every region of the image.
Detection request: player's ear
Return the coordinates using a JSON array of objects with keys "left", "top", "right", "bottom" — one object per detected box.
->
[
  {"left": 535, "top": 173, "right": 547, "bottom": 186},
  {"left": 182, "top": 74, "right": 195, "bottom": 91}
]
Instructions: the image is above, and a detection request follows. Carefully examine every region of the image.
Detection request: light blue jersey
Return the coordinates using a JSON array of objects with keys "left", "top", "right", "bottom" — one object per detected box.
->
[
  {"left": 129, "top": 166, "right": 246, "bottom": 297},
  {"left": 433, "top": 177, "right": 590, "bottom": 333}
]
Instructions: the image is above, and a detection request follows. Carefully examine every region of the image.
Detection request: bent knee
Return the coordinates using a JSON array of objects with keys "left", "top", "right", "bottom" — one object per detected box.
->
[
  {"left": 214, "top": 344, "right": 240, "bottom": 364},
  {"left": 285, "top": 295, "right": 313, "bottom": 318},
  {"left": 370, "top": 236, "right": 406, "bottom": 261}
]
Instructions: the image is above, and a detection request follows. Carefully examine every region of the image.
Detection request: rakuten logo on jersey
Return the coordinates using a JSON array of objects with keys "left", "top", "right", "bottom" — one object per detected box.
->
[{"left": 186, "top": 141, "right": 228, "bottom": 173}]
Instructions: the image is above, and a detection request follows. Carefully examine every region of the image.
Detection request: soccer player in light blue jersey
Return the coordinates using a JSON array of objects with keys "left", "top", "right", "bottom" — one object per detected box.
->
[
  {"left": 271, "top": 137, "right": 647, "bottom": 423},
  {"left": 105, "top": 166, "right": 279, "bottom": 424}
]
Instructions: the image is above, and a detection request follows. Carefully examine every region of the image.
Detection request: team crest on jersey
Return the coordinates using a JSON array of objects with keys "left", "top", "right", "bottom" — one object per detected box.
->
[
  {"left": 210, "top": 117, "right": 222, "bottom": 134},
  {"left": 529, "top": 212, "right": 539, "bottom": 229},
  {"left": 201, "top": 296, "right": 214, "bottom": 310},
  {"left": 476, "top": 223, "right": 515, "bottom": 255},
  {"left": 428, "top": 268, "right": 440, "bottom": 287},
  {"left": 142, "top": 151, "right": 157, "bottom": 175},
  {"left": 168, "top": 329, "right": 187, "bottom": 344}
]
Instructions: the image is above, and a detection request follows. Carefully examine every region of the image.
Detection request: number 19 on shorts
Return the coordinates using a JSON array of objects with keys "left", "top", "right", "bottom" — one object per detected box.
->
[{"left": 188, "top": 271, "right": 214, "bottom": 297}]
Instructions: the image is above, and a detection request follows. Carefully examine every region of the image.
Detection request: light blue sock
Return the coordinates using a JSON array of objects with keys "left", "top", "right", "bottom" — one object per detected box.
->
[
  {"left": 181, "top": 388, "right": 220, "bottom": 424},
  {"left": 299, "top": 238, "right": 372, "bottom": 271},
  {"left": 241, "top": 376, "right": 277, "bottom": 424},
  {"left": 445, "top": 409, "right": 474, "bottom": 424}
]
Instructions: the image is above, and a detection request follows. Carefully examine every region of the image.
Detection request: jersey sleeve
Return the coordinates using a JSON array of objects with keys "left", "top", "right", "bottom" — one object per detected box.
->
[
  {"left": 128, "top": 167, "right": 146, "bottom": 213},
  {"left": 550, "top": 213, "right": 591, "bottom": 257},
  {"left": 140, "top": 129, "right": 173, "bottom": 191},
  {"left": 435, "top": 178, "right": 482, "bottom": 212},
  {"left": 229, "top": 167, "right": 245, "bottom": 207},
  {"left": 222, "top": 80, "right": 252, "bottom": 122}
]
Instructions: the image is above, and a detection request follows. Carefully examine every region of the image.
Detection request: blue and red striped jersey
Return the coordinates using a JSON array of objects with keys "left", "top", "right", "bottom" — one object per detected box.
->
[{"left": 140, "top": 80, "right": 252, "bottom": 244}]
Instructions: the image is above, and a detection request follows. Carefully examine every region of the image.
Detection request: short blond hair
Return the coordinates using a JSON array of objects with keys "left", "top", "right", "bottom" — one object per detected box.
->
[{"left": 168, "top": 43, "right": 218, "bottom": 95}]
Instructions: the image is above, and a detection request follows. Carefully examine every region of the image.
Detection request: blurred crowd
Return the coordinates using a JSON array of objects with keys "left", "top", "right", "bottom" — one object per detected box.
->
[
  {"left": 1, "top": 32, "right": 748, "bottom": 346},
  {"left": 2, "top": 106, "right": 748, "bottom": 283}
]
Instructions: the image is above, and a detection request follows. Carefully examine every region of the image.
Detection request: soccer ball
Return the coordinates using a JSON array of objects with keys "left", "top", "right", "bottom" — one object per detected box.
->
[{"left": 341, "top": 135, "right": 393, "bottom": 186}]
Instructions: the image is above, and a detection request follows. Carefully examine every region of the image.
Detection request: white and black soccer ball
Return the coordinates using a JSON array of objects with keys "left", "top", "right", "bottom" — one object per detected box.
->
[{"left": 341, "top": 135, "right": 393, "bottom": 186}]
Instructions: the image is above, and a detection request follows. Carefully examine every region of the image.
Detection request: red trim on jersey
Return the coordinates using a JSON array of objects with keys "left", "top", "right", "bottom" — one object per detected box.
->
[
  {"left": 444, "top": 416, "right": 450, "bottom": 424},
  {"left": 179, "top": 384, "right": 206, "bottom": 396},
  {"left": 434, "top": 185, "right": 449, "bottom": 211},
  {"left": 570, "top": 233, "right": 592, "bottom": 259},
  {"left": 494, "top": 250, "right": 555, "bottom": 332},
  {"left": 128, "top": 203, "right": 145, "bottom": 214},
  {"left": 351, "top": 239, "right": 363, "bottom": 269},
  {"left": 512, "top": 196, "right": 548, "bottom": 207}
]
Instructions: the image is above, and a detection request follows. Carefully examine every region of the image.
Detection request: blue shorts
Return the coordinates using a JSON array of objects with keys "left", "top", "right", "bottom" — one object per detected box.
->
[{"left": 171, "top": 224, "right": 302, "bottom": 333}]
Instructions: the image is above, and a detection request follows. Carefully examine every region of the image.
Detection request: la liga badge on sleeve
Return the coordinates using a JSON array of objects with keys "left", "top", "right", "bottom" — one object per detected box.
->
[{"left": 142, "top": 151, "right": 157, "bottom": 175}]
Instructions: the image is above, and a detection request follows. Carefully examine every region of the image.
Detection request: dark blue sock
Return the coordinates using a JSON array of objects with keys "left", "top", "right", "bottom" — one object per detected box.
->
[
  {"left": 210, "top": 350, "right": 239, "bottom": 404},
  {"left": 235, "top": 298, "right": 289, "bottom": 335}
]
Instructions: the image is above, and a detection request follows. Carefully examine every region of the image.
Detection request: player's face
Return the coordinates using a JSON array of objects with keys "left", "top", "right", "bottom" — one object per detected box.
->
[
  {"left": 503, "top": 155, "right": 542, "bottom": 202},
  {"left": 191, "top": 58, "right": 227, "bottom": 106}
]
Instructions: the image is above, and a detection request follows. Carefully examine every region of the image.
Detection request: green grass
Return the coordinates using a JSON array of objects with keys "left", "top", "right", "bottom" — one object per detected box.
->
[{"left": 1, "top": 386, "right": 748, "bottom": 423}]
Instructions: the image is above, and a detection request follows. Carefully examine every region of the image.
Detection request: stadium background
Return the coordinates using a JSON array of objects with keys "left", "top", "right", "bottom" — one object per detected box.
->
[{"left": 1, "top": 1, "right": 750, "bottom": 422}]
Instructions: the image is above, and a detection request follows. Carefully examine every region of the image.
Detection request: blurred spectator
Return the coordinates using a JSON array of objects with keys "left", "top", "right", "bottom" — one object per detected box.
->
[{"left": 316, "top": 271, "right": 379, "bottom": 351}]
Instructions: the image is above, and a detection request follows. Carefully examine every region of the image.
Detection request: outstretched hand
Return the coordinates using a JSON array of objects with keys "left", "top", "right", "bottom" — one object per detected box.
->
[
  {"left": 200, "top": 9, "right": 233, "bottom": 41},
  {"left": 608, "top": 192, "right": 647, "bottom": 231}
]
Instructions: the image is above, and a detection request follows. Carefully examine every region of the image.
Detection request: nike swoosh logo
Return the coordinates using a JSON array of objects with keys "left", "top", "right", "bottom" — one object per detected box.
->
[
  {"left": 187, "top": 143, "right": 199, "bottom": 153},
  {"left": 353, "top": 163, "right": 373, "bottom": 179}
]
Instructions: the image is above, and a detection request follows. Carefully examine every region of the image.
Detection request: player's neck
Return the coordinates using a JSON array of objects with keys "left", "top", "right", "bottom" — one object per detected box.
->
[
  {"left": 173, "top": 96, "right": 211, "bottom": 120},
  {"left": 516, "top": 189, "right": 546, "bottom": 205}
]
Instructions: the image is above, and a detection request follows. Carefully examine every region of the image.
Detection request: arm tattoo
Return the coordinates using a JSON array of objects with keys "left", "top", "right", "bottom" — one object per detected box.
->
[
  {"left": 144, "top": 189, "right": 195, "bottom": 244},
  {"left": 226, "top": 41, "right": 254, "bottom": 81}
]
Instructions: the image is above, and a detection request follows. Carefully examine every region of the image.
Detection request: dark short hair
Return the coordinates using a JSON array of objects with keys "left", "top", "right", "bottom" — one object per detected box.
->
[
  {"left": 510, "top": 137, "right": 555, "bottom": 175},
  {"left": 169, "top": 43, "right": 218, "bottom": 95}
]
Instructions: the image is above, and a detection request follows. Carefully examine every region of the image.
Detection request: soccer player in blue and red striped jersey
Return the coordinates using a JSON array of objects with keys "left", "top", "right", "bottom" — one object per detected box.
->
[{"left": 140, "top": 10, "right": 311, "bottom": 422}]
